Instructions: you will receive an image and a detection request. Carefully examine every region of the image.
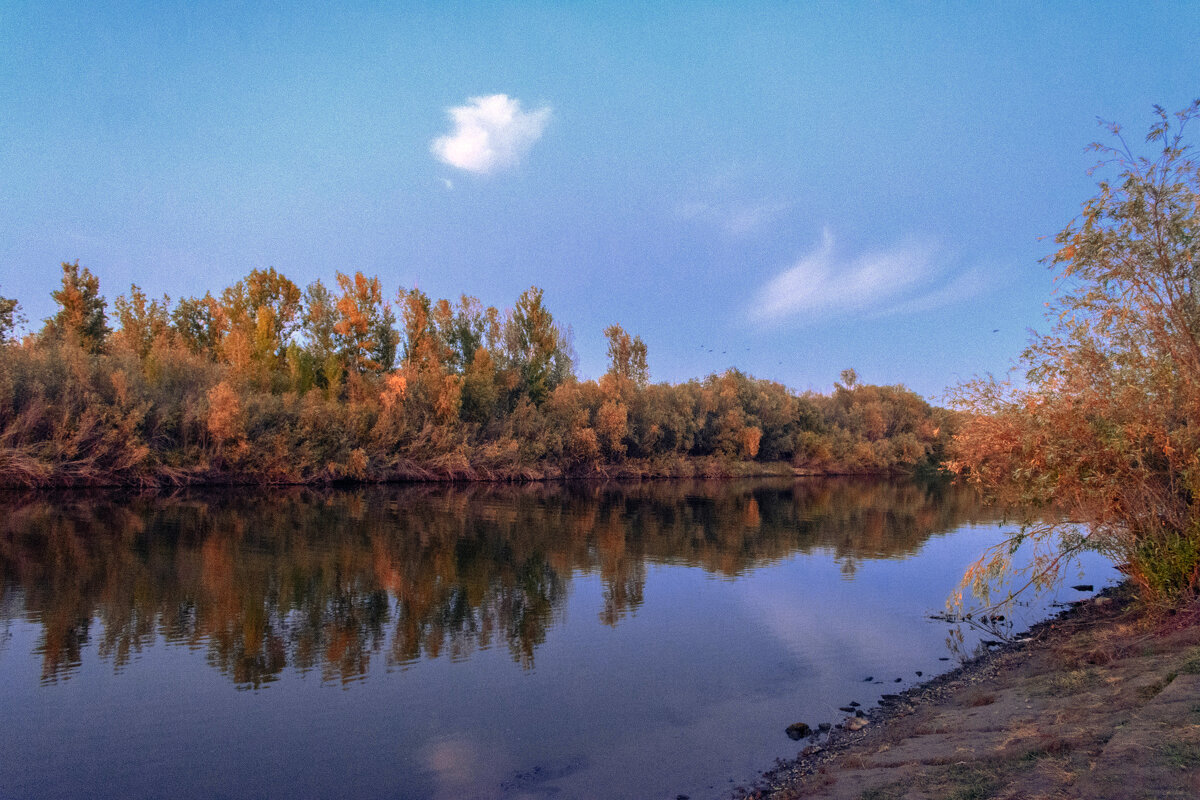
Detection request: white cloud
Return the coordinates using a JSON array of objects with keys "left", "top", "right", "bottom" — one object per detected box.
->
[
  {"left": 431, "top": 94, "right": 551, "bottom": 174},
  {"left": 750, "top": 228, "right": 987, "bottom": 324}
]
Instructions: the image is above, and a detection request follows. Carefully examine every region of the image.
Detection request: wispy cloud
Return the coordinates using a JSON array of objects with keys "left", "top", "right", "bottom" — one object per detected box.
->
[
  {"left": 679, "top": 198, "right": 793, "bottom": 237},
  {"left": 750, "top": 228, "right": 986, "bottom": 323},
  {"left": 884, "top": 265, "right": 992, "bottom": 316},
  {"left": 431, "top": 94, "right": 551, "bottom": 174}
]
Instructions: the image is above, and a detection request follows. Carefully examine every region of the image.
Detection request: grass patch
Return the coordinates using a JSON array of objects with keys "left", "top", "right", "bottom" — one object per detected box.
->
[
  {"left": 1138, "top": 672, "right": 1178, "bottom": 701},
  {"left": 1030, "top": 667, "right": 1100, "bottom": 697},
  {"left": 1179, "top": 647, "right": 1200, "bottom": 675},
  {"left": 944, "top": 765, "right": 1002, "bottom": 800},
  {"left": 965, "top": 692, "right": 996, "bottom": 707},
  {"left": 1159, "top": 741, "right": 1200, "bottom": 770},
  {"left": 1021, "top": 739, "right": 1073, "bottom": 761},
  {"left": 859, "top": 762, "right": 1003, "bottom": 800}
]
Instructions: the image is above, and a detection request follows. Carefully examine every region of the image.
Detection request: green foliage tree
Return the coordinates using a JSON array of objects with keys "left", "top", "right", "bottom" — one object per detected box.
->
[
  {"left": 441, "top": 296, "right": 501, "bottom": 424},
  {"left": 44, "top": 261, "right": 109, "bottom": 353},
  {"left": 112, "top": 285, "right": 171, "bottom": 360},
  {"left": 0, "top": 287, "right": 24, "bottom": 343},
  {"left": 504, "top": 287, "right": 572, "bottom": 405},
  {"left": 294, "top": 279, "right": 343, "bottom": 391},
  {"left": 172, "top": 293, "right": 225, "bottom": 357},
  {"left": 950, "top": 101, "right": 1200, "bottom": 605},
  {"left": 604, "top": 324, "right": 649, "bottom": 388},
  {"left": 302, "top": 280, "right": 339, "bottom": 364}
]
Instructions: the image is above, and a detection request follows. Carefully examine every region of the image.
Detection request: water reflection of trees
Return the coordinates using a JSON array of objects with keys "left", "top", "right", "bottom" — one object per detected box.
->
[{"left": 0, "top": 478, "right": 994, "bottom": 686}]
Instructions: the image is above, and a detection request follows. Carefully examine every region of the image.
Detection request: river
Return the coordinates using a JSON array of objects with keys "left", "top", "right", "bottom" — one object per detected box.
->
[{"left": 0, "top": 478, "right": 1114, "bottom": 799}]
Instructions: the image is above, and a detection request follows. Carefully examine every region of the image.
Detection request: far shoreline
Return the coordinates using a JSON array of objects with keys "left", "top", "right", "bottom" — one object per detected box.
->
[{"left": 0, "top": 458, "right": 945, "bottom": 492}]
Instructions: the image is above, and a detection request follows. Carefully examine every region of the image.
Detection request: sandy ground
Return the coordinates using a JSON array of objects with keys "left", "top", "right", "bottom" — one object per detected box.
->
[{"left": 733, "top": 585, "right": 1200, "bottom": 800}]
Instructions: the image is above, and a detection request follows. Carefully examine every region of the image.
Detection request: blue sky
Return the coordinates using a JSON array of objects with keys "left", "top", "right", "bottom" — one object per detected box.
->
[{"left": 2, "top": 1, "right": 1197, "bottom": 399}]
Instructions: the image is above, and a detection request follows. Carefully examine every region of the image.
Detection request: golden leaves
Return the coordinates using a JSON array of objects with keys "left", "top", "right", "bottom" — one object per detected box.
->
[{"left": 206, "top": 381, "right": 242, "bottom": 444}]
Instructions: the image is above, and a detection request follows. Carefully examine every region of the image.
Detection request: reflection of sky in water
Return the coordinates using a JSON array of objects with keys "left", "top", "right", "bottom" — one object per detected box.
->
[{"left": 0, "top": 482, "right": 1117, "bottom": 800}]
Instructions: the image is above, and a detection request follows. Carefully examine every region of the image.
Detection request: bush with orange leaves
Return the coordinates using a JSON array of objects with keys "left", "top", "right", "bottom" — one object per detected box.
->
[
  {"left": 949, "top": 102, "right": 1200, "bottom": 606},
  {"left": 206, "top": 381, "right": 242, "bottom": 446}
]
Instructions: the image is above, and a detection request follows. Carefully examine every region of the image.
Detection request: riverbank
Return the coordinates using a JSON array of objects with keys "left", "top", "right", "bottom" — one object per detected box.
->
[
  {"left": 0, "top": 453, "right": 915, "bottom": 489},
  {"left": 735, "top": 584, "right": 1200, "bottom": 799}
]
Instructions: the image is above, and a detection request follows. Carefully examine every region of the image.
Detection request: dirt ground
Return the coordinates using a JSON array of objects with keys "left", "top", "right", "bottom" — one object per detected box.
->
[{"left": 734, "top": 585, "right": 1200, "bottom": 800}]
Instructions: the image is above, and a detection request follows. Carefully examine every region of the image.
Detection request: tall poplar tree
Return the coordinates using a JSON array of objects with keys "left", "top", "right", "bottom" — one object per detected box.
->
[{"left": 44, "top": 261, "right": 108, "bottom": 353}]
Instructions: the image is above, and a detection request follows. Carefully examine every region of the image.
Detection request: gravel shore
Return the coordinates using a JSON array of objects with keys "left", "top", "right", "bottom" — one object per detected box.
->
[{"left": 732, "top": 584, "right": 1200, "bottom": 800}]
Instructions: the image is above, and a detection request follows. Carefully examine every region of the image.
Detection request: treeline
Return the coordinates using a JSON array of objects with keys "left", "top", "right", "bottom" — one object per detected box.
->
[{"left": 0, "top": 263, "right": 955, "bottom": 487}]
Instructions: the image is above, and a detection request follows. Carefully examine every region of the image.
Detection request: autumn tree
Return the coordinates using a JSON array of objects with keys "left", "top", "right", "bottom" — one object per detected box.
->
[
  {"left": 219, "top": 267, "right": 302, "bottom": 376},
  {"left": 333, "top": 271, "right": 397, "bottom": 374},
  {"left": 950, "top": 101, "right": 1200, "bottom": 605},
  {"left": 398, "top": 288, "right": 447, "bottom": 371},
  {"left": 44, "top": 261, "right": 109, "bottom": 353},
  {"left": 398, "top": 288, "right": 462, "bottom": 424}
]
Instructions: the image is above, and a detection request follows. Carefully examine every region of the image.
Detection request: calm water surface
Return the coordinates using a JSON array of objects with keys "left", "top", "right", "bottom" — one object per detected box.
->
[{"left": 0, "top": 479, "right": 1114, "bottom": 799}]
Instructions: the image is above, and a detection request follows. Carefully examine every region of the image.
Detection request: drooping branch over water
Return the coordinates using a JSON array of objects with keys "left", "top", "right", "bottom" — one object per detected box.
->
[{"left": 949, "top": 101, "right": 1200, "bottom": 606}]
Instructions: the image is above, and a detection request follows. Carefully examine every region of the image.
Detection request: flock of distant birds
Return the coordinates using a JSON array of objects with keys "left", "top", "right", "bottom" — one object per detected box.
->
[
  {"left": 695, "top": 329, "right": 1001, "bottom": 371},
  {"left": 699, "top": 343, "right": 783, "bottom": 366}
]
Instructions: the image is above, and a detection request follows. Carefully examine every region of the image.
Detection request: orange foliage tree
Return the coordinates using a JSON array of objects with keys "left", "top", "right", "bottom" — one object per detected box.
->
[
  {"left": 949, "top": 102, "right": 1200, "bottom": 605},
  {"left": 218, "top": 267, "right": 301, "bottom": 379},
  {"left": 333, "top": 271, "right": 397, "bottom": 374}
]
